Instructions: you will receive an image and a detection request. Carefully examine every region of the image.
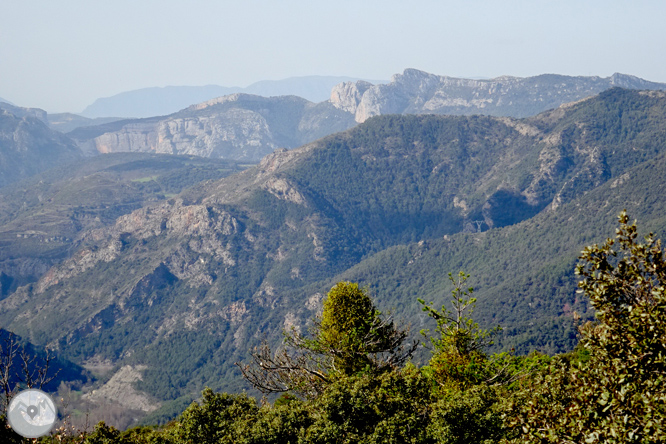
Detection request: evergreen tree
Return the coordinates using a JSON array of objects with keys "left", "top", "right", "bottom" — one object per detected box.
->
[{"left": 238, "top": 282, "right": 416, "bottom": 397}]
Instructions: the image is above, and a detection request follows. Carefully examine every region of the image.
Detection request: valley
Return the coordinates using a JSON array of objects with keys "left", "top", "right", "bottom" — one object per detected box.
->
[{"left": 2, "top": 86, "right": 666, "bottom": 426}]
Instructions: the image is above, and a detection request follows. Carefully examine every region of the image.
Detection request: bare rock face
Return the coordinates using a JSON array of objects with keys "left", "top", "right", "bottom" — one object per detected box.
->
[
  {"left": 71, "top": 94, "right": 356, "bottom": 161},
  {"left": 83, "top": 365, "right": 159, "bottom": 412},
  {"left": 79, "top": 107, "right": 278, "bottom": 160},
  {"left": 155, "top": 108, "right": 277, "bottom": 159},
  {"left": 330, "top": 80, "right": 373, "bottom": 116},
  {"left": 89, "top": 121, "right": 158, "bottom": 154},
  {"left": 70, "top": 70, "right": 666, "bottom": 163},
  {"left": 331, "top": 69, "right": 666, "bottom": 123},
  {"left": 355, "top": 69, "right": 444, "bottom": 121}
]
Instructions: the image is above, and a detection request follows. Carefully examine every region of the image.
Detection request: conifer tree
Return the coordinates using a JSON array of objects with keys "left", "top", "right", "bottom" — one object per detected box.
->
[{"left": 238, "top": 282, "right": 416, "bottom": 397}]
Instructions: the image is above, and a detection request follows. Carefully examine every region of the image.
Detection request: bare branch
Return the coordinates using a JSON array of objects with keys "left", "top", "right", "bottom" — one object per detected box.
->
[
  {"left": 0, "top": 331, "right": 62, "bottom": 414},
  {"left": 236, "top": 341, "right": 330, "bottom": 398},
  {"left": 18, "top": 346, "right": 37, "bottom": 388},
  {"left": 37, "top": 348, "right": 60, "bottom": 390},
  {"left": 0, "top": 332, "right": 20, "bottom": 414}
]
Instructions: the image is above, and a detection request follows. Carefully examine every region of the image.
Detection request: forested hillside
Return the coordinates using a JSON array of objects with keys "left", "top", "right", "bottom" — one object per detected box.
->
[
  {"left": 2, "top": 88, "right": 666, "bottom": 426},
  {"left": 4, "top": 214, "right": 664, "bottom": 442}
]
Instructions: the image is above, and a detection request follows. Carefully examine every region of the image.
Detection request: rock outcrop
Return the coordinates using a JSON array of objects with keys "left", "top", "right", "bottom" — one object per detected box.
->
[
  {"left": 332, "top": 69, "right": 666, "bottom": 122},
  {"left": 71, "top": 94, "right": 356, "bottom": 161},
  {"left": 69, "top": 70, "right": 666, "bottom": 162},
  {"left": 329, "top": 80, "right": 374, "bottom": 116}
]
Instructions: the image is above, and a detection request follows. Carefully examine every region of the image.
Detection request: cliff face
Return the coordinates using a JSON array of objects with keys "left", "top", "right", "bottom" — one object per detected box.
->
[
  {"left": 70, "top": 71, "right": 666, "bottom": 162},
  {"left": 72, "top": 94, "right": 356, "bottom": 161},
  {"left": 330, "top": 69, "right": 666, "bottom": 122}
]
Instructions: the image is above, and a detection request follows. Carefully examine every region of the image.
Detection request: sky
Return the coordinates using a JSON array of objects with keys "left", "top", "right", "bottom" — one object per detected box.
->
[{"left": 1, "top": 0, "right": 665, "bottom": 113}]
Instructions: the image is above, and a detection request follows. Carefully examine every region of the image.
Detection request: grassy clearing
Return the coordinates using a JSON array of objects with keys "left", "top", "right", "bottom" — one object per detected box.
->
[{"left": 131, "top": 175, "right": 158, "bottom": 183}]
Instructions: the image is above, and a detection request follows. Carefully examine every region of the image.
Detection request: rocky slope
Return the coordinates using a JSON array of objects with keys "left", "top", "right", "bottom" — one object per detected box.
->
[
  {"left": 2, "top": 89, "right": 666, "bottom": 409},
  {"left": 330, "top": 69, "right": 666, "bottom": 122},
  {"left": 0, "top": 153, "right": 244, "bottom": 301},
  {"left": 0, "top": 106, "right": 82, "bottom": 188},
  {"left": 74, "top": 70, "right": 666, "bottom": 161},
  {"left": 69, "top": 94, "right": 356, "bottom": 160}
]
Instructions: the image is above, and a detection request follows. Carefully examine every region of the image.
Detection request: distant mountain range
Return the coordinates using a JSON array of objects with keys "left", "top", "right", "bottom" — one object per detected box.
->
[
  {"left": 0, "top": 101, "right": 124, "bottom": 133},
  {"left": 71, "top": 70, "right": 666, "bottom": 161},
  {"left": 47, "top": 113, "right": 125, "bottom": 133},
  {"left": 80, "top": 76, "right": 386, "bottom": 118},
  {"left": 5, "top": 70, "right": 666, "bottom": 166},
  {"left": 69, "top": 94, "right": 357, "bottom": 160},
  {"left": 3, "top": 89, "right": 666, "bottom": 423},
  {"left": 0, "top": 96, "right": 13, "bottom": 105},
  {"left": 331, "top": 69, "right": 666, "bottom": 121}
]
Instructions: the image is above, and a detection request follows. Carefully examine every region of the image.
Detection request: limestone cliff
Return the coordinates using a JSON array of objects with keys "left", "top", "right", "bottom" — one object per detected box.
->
[
  {"left": 70, "top": 71, "right": 666, "bottom": 162},
  {"left": 71, "top": 94, "right": 356, "bottom": 161},
  {"left": 331, "top": 69, "right": 666, "bottom": 122}
]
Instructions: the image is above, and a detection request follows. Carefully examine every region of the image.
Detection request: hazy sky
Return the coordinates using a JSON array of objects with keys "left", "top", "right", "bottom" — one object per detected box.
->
[{"left": 1, "top": 0, "right": 665, "bottom": 113}]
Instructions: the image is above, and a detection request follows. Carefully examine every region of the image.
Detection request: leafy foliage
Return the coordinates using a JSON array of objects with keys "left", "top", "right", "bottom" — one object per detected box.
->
[
  {"left": 167, "top": 389, "right": 258, "bottom": 444},
  {"left": 22, "top": 213, "right": 666, "bottom": 442},
  {"left": 418, "top": 272, "right": 501, "bottom": 388},
  {"left": 419, "top": 273, "right": 498, "bottom": 356},
  {"left": 507, "top": 212, "right": 666, "bottom": 443},
  {"left": 314, "top": 282, "right": 416, "bottom": 376}
]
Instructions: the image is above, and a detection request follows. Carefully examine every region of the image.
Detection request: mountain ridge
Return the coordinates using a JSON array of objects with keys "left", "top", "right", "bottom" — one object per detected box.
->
[
  {"left": 80, "top": 76, "right": 387, "bottom": 118},
  {"left": 332, "top": 69, "right": 666, "bottom": 122},
  {"left": 2, "top": 89, "right": 666, "bottom": 411},
  {"left": 74, "top": 70, "right": 666, "bottom": 161},
  {"left": 70, "top": 93, "right": 357, "bottom": 160},
  {"left": 0, "top": 107, "right": 82, "bottom": 188}
]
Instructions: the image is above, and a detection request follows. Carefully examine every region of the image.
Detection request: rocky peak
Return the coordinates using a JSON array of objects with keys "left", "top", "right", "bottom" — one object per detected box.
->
[
  {"left": 330, "top": 80, "right": 373, "bottom": 115},
  {"left": 190, "top": 93, "right": 246, "bottom": 111},
  {"left": 392, "top": 68, "right": 442, "bottom": 91},
  {"left": 331, "top": 69, "right": 666, "bottom": 123},
  {"left": 609, "top": 72, "right": 658, "bottom": 89}
]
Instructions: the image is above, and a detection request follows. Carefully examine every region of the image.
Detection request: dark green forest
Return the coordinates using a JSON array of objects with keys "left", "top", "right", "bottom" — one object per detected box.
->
[
  {"left": 2, "top": 89, "right": 666, "bottom": 440},
  {"left": 2, "top": 212, "right": 664, "bottom": 443}
]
